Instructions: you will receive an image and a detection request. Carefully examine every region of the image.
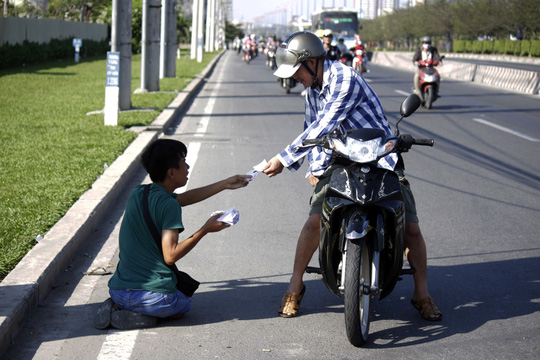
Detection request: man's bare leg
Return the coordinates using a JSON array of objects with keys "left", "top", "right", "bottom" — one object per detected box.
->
[{"left": 286, "top": 213, "right": 321, "bottom": 295}]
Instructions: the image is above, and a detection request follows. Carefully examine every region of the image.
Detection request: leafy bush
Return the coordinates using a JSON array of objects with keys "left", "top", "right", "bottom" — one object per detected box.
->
[
  {"left": 482, "top": 41, "right": 494, "bottom": 54},
  {"left": 0, "top": 38, "right": 109, "bottom": 69},
  {"left": 472, "top": 41, "right": 483, "bottom": 53},
  {"left": 505, "top": 40, "right": 521, "bottom": 55},
  {"left": 453, "top": 40, "right": 465, "bottom": 53},
  {"left": 531, "top": 41, "right": 540, "bottom": 57},
  {"left": 493, "top": 40, "right": 506, "bottom": 54}
]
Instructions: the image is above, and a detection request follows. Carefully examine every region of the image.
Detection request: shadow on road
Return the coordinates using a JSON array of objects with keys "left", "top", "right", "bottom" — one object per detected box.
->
[{"left": 364, "top": 255, "right": 540, "bottom": 348}]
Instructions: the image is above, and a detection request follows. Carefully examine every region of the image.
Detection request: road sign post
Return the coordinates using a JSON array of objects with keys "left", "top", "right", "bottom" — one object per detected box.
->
[
  {"left": 104, "top": 52, "right": 120, "bottom": 126},
  {"left": 72, "top": 38, "right": 82, "bottom": 62}
]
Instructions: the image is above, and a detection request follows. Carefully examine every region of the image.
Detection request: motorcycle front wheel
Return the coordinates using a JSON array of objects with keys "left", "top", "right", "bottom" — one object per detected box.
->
[
  {"left": 425, "top": 87, "right": 434, "bottom": 109},
  {"left": 285, "top": 78, "right": 291, "bottom": 94},
  {"left": 344, "top": 237, "right": 373, "bottom": 346}
]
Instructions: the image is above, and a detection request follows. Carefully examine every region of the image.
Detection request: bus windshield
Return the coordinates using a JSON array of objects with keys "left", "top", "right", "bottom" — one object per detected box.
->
[{"left": 312, "top": 11, "right": 358, "bottom": 37}]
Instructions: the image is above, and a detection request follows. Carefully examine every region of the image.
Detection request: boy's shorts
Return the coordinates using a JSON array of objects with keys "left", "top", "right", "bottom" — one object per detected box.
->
[{"left": 309, "top": 165, "right": 419, "bottom": 224}]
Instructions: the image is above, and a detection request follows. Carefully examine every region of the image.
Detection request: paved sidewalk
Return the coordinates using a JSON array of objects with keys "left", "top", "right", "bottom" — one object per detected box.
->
[{"left": 0, "top": 50, "right": 226, "bottom": 356}]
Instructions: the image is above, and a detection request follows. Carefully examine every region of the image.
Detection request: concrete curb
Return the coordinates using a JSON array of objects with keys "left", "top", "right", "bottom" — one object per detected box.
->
[
  {"left": 0, "top": 49, "right": 226, "bottom": 356},
  {"left": 371, "top": 51, "right": 540, "bottom": 95}
]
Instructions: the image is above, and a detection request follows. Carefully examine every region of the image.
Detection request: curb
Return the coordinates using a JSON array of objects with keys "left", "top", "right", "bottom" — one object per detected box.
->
[{"left": 0, "top": 49, "right": 226, "bottom": 356}]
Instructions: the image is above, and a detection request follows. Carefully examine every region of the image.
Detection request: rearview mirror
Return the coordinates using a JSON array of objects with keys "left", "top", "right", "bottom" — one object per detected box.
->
[{"left": 400, "top": 94, "right": 422, "bottom": 118}]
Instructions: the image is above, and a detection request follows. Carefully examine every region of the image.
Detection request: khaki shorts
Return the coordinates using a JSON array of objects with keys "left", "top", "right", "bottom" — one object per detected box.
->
[{"left": 309, "top": 165, "right": 419, "bottom": 223}]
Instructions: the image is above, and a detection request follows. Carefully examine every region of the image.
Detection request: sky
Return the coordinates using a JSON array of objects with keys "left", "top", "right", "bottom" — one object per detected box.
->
[
  {"left": 232, "top": 0, "right": 283, "bottom": 22},
  {"left": 232, "top": 0, "right": 358, "bottom": 23}
]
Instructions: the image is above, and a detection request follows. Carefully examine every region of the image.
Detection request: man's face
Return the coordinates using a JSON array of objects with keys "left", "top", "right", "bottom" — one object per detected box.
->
[
  {"left": 323, "top": 35, "right": 332, "bottom": 44},
  {"left": 292, "top": 59, "right": 316, "bottom": 88}
]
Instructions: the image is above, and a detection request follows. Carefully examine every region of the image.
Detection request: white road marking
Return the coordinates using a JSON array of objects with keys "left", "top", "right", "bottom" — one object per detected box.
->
[
  {"left": 194, "top": 57, "right": 226, "bottom": 137},
  {"left": 473, "top": 118, "right": 540, "bottom": 142},
  {"left": 395, "top": 89, "right": 411, "bottom": 97},
  {"left": 97, "top": 330, "right": 138, "bottom": 360},
  {"left": 175, "top": 141, "right": 201, "bottom": 194}
]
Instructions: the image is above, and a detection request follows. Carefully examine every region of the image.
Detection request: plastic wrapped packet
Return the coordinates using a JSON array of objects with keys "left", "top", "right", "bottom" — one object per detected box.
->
[
  {"left": 246, "top": 160, "right": 268, "bottom": 181},
  {"left": 211, "top": 207, "right": 240, "bottom": 225}
]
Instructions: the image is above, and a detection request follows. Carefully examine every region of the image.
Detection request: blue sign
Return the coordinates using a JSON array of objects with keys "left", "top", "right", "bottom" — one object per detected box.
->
[
  {"left": 72, "top": 38, "right": 82, "bottom": 48},
  {"left": 106, "top": 52, "right": 120, "bottom": 87}
]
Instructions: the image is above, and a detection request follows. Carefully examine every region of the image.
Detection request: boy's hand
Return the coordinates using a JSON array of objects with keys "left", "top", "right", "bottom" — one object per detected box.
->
[
  {"left": 263, "top": 157, "right": 284, "bottom": 177},
  {"left": 202, "top": 214, "right": 231, "bottom": 233},
  {"left": 224, "top": 175, "right": 251, "bottom": 189}
]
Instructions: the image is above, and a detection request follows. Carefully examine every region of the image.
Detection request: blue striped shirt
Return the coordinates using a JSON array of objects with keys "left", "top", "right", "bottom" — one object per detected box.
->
[{"left": 277, "top": 59, "right": 397, "bottom": 177}]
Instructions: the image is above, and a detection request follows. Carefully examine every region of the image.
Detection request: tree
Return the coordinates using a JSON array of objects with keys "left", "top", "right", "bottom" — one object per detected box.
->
[{"left": 46, "top": 0, "right": 111, "bottom": 22}]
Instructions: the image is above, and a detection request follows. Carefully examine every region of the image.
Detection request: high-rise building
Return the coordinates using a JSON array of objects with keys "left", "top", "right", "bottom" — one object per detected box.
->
[{"left": 358, "top": 0, "right": 400, "bottom": 19}]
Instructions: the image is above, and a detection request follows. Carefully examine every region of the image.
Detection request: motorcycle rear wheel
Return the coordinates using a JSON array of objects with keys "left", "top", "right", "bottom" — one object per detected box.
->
[{"left": 344, "top": 238, "right": 373, "bottom": 346}]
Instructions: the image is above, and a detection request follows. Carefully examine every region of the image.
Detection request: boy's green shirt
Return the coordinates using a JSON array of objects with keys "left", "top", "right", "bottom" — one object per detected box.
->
[{"left": 108, "top": 183, "right": 184, "bottom": 294}]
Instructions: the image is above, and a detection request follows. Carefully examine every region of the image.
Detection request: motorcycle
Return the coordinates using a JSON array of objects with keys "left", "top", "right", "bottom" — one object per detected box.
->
[
  {"left": 266, "top": 44, "right": 277, "bottom": 70},
  {"left": 339, "top": 52, "right": 353, "bottom": 67},
  {"left": 351, "top": 47, "right": 367, "bottom": 74},
  {"left": 416, "top": 56, "right": 444, "bottom": 109},
  {"left": 242, "top": 44, "right": 254, "bottom": 64},
  {"left": 303, "top": 95, "right": 434, "bottom": 346},
  {"left": 280, "top": 77, "right": 297, "bottom": 94}
]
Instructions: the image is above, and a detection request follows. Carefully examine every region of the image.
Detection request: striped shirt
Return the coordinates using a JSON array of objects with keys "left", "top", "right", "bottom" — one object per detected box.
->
[{"left": 277, "top": 59, "right": 397, "bottom": 177}]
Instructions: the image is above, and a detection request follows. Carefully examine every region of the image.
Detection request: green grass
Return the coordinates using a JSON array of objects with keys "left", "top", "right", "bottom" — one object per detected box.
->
[{"left": 0, "top": 51, "right": 219, "bottom": 280}]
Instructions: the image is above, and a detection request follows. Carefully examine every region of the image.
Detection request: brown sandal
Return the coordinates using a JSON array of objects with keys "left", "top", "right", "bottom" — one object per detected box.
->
[
  {"left": 278, "top": 285, "right": 306, "bottom": 318},
  {"left": 411, "top": 297, "right": 442, "bottom": 321}
]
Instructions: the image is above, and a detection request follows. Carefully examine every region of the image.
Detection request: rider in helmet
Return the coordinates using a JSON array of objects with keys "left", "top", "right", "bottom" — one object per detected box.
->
[
  {"left": 273, "top": 31, "right": 327, "bottom": 87},
  {"left": 351, "top": 34, "right": 368, "bottom": 73},
  {"left": 321, "top": 29, "right": 341, "bottom": 61},
  {"left": 265, "top": 31, "right": 442, "bottom": 321},
  {"left": 413, "top": 36, "right": 442, "bottom": 94}
]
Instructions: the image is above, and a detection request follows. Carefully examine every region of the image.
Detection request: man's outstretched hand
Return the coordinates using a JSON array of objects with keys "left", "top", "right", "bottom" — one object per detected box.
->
[{"left": 263, "top": 157, "right": 284, "bottom": 177}]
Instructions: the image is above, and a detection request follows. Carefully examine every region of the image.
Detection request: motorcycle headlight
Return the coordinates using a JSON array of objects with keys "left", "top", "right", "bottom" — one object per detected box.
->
[
  {"left": 331, "top": 137, "right": 380, "bottom": 162},
  {"left": 330, "top": 137, "right": 397, "bottom": 163}
]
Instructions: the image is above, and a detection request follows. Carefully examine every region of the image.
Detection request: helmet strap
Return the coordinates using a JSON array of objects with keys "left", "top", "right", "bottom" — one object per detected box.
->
[{"left": 302, "top": 58, "right": 321, "bottom": 89}]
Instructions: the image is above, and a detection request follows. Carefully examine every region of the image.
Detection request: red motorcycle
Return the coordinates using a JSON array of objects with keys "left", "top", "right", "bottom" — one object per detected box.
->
[
  {"left": 351, "top": 46, "right": 367, "bottom": 74},
  {"left": 416, "top": 56, "right": 444, "bottom": 109},
  {"left": 242, "top": 42, "right": 255, "bottom": 64}
]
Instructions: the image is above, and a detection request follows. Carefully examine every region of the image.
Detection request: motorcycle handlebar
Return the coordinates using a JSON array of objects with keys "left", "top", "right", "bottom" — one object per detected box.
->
[
  {"left": 302, "top": 138, "right": 325, "bottom": 146},
  {"left": 399, "top": 134, "right": 434, "bottom": 151},
  {"left": 413, "top": 138, "right": 435, "bottom": 146}
]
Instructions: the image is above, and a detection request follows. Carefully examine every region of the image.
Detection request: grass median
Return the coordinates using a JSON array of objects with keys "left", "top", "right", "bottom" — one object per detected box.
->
[{"left": 0, "top": 50, "right": 219, "bottom": 280}]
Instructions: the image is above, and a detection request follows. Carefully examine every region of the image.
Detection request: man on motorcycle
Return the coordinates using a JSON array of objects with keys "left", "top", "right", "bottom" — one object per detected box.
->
[
  {"left": 352, "top": 35, "right": 368, "bottom": 74},
  {"left": 322, "top": 29, "right": 341, "bottom": 61},
  {"left": 263, "top": 31, "right": 442, "bottom": 321},
  {"left": 413, "top": 36, "right": 442, "bottom": 95},
  {"left": 242, "top": 34, "right": 255, "bottom": 62}
]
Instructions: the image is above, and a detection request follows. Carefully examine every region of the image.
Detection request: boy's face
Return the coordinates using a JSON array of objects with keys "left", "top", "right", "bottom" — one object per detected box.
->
[{"left": 172, "top": 156, "right": 190, "bottom": 187}]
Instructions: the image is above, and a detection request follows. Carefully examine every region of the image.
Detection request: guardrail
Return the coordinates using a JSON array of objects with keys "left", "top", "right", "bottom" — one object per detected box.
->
[{"left": 371, "top": 51, "right": 540, "bottom": 95}]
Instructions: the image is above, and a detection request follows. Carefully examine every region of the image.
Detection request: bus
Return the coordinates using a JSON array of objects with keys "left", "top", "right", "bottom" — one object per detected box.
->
[{"left": 311, "top": 8, "right": 359, "bottom": 48}]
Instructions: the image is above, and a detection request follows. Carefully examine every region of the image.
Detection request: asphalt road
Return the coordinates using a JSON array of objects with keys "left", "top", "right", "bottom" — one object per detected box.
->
[{"left": 4, "top": 51, "right": 540, "bottom": 360}]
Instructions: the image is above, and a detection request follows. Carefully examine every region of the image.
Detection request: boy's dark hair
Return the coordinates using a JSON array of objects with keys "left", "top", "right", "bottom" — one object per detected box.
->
[{"left": 141, "top": 139, "right": 188, "bottom": 182}]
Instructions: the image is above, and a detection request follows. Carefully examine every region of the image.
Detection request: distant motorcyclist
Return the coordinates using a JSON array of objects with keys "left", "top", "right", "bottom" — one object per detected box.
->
[
  {"left": 242, "top": 34, "right": 255, "bottom": 62},
  {"left": 336, "top": 37, "right": 349, "bottom": 54},
  {"left": 265, "top": 35, "right": 278, "bottom": 69},
  {"left": 351, "top": 35, "right": 368, "bottom": 74},
  {"left": 413, "top": 36, "right": 441, "bottom": 95},
  {"left": 321, "top": 29, "right": 341, "bottom": 61}
]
